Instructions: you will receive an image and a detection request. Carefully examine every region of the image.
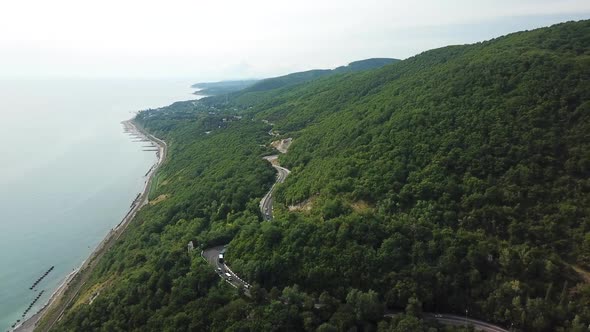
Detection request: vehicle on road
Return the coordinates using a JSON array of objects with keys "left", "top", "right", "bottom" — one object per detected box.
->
[
  {"left": 224, "top": 272, "right": 232, "bottom": 281},
  {"left": 218, "top": 254, "right": 224, "bottom": 263}
]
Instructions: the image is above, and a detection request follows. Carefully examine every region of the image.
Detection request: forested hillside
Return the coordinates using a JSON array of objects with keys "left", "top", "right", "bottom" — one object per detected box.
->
[
  {"left": 54, "top": 20, "right": 590, "bottom": 332},
  {"left": 206, "top": 58, "right": 399, "bottom": 107},
  {"left": 191, "top": 80, "right": 259, "bottom": 96},
  {"left": 242, "top": 58, "right": 398, "bottom": 93}
]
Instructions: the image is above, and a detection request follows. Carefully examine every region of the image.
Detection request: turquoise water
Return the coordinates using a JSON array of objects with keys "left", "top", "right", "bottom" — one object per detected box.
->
[{"left": 0, "top": 79, "right": 196, "bottom": 330}]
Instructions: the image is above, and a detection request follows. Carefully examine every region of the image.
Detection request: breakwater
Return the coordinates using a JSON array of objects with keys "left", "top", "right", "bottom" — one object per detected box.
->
[{"left": 29, "top": 267, "right": 54, "bottom": 290}]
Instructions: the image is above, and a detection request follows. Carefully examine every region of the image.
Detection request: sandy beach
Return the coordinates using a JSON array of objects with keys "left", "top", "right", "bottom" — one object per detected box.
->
[{"left": 13, "top": 118, "right": 167, "bottom": 332}]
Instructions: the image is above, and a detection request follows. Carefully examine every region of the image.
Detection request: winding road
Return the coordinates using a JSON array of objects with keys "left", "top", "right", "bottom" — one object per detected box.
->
[
  {"left": 200, "top": 155, "right": 290, "bottom": 290},
  {"left": 424, "top": 314, "right": 508, "bottom": 332},
  {"left": 201, "top": 153, "right": 508, "bottom": 332},
  {"left": 259, "top": 155, "right": 290, "bottom": 221},
  {"left": 201, "top": 245, "right": 250, "bottom": 292}
]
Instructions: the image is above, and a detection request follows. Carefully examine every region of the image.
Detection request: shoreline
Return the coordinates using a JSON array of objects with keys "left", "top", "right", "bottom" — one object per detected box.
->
[{"left": 13, "top": 118, "right": 167, "bottom": 332}]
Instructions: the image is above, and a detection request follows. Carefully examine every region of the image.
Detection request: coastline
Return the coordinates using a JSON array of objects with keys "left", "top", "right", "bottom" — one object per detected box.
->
[{"left": 13, "top": 118, "right": 167, "bottom": 332}]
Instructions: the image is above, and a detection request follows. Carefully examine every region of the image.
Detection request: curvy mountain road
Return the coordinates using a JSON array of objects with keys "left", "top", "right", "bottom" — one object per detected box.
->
[
  {"left": 200, "top": 156, "right": 290, "bottom": 290},
  {"left": 202, "top": 155, "right": 508, "bottom": 332},
  {"left": 422, "top": 314, "right": 508, "bottom": 332},
  {"left": 259, "top": 155, "right": 290, "bottom": 221},
  {"left": 201, "top": 245, "right": 250, "bottom": 291}
]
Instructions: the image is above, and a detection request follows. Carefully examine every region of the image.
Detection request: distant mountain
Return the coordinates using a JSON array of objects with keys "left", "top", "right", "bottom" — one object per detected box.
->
[
  {"left": 191, "top": 80, "right": 259, "bottom": 96},
  {"left": 201, "top": 58, "right": 400, "bottom": 106},
  {"left": 190, "top": 57, "right": 396, "bottom": 97},
  {"left": 333, "top": 58, "right": 398, "bottom": 73},
  {"left": 241, "top": 58, "right": 400, "bottom": 94}
]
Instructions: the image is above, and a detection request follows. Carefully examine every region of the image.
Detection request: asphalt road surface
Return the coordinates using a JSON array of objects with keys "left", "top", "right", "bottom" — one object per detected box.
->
[
  {"left": 202, "top": 156, "right": 509, "bottom": 332},
  {"left": 260, "top": 155, "right": 290, "bottom": 221},
  {"left": 202, "top": 245, "right": 250, "bottom": 292},
  {"left": 201, "top": 156, "right": 291, "bottom": 294},
  {"left": 423, "top": 313, "right": 509, "bottom": 332}
]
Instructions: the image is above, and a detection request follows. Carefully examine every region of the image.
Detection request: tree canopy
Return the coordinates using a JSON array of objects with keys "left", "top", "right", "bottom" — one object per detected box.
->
[{"left": 54, "top": 20, "right": 590, "bottom": 332}]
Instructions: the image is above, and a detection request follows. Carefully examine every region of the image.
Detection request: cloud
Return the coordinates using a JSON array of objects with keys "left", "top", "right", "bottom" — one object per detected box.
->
[{"left": 0, "top": 0, "right": 588, "bottom": 79}]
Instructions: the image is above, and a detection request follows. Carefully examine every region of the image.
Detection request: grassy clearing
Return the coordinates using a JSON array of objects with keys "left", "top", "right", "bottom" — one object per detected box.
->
[{"left": 150, "top": 194, "right": 170, "bottom": 205}]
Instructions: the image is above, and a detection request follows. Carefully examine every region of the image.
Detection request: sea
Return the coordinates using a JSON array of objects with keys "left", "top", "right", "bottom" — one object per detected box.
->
[{"left": 0, "top": 79, "right": 198, "bottom": 330}]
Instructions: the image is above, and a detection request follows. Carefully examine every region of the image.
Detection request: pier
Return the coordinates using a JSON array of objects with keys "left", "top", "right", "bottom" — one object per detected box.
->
[{"left": 123, "top": 122, "right": 161, "bottom": 152}]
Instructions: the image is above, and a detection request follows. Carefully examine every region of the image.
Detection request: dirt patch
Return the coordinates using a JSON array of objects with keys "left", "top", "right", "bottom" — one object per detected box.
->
[
  {"left": 264, "top": 155, "right": 279, "bottom": 166},
  {"left": 572, "top": 265, "right": 590, "bottom": 283},
  {"left": 289, "top": 198, "right": 314, "bottom": 212},
  {"left": 150, "top": 194, "right": 170, "bottom": 205},
  {"left": 72, "top": 276, "right": 116, "bottom": 309},
  {"left": 271, "top": 138, "right": 292, "bottom": 153},
  {"left": 351, "top": 200, "right": 373, "bottom": 212}
]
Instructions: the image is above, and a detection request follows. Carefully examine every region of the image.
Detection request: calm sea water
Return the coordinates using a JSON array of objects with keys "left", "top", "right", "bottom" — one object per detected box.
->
[{"left": 0, "top": 79, "right": 196, "bottom": 330}]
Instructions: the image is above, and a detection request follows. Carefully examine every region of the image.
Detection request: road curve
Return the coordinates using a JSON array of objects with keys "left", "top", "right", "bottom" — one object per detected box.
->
[
  {"left": 422, "top": 313, "right": 508, "bottom": 332},
  {"left": 201, "top": 246, "right": 250, "bottom": 292},
  {"left": 201, "top": 155, "right": 291, "bottom": 294},
  {"left": 202, "top": 155, "right": 509, "bottom": 332},
  {"left": 259, "top": 155, "right": 290, "bottom": 221}
]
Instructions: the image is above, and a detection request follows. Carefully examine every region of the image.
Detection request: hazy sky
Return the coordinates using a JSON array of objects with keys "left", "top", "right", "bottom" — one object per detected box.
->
[{"left": 1, "top": 0, "right": 589, "bottom": 81}]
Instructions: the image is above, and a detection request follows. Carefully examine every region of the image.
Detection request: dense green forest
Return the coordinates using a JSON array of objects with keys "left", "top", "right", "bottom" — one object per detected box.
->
[
  {"left": 240, "top": 58, "right": 398, "bottom": 94},
  {"left": 206, "top": 58, "right": 399, "bottom": 107},
  {"left": 54, "top": 20, "right": 589, "bottom": 331},
  {"left": 191, "top": 80, "right": 260, "bottom": 96}
]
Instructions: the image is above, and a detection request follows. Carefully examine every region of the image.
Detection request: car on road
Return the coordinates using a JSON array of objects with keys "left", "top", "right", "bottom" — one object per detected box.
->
[
  {"left": 216, "top": 267, "right": 222, "bottom": 273},
  {"left": 224, "top": 272, "right": 232, "bottom": 281},
  {"left": 434, "top": 314, "right": 443, "bottom": 318}
]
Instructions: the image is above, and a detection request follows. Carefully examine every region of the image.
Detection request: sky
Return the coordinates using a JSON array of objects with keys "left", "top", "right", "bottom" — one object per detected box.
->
[{"left": 0, "top": 0, "right": 589, "bottom": 81}]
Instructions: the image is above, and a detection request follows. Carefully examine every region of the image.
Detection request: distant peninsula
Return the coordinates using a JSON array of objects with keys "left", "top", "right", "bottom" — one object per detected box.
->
[
  {"left": 192, "top": 58, "right": 398, "bottom": 96},
  {"left": 191, "top": 80, "right": 259, "bottom": 96}
]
